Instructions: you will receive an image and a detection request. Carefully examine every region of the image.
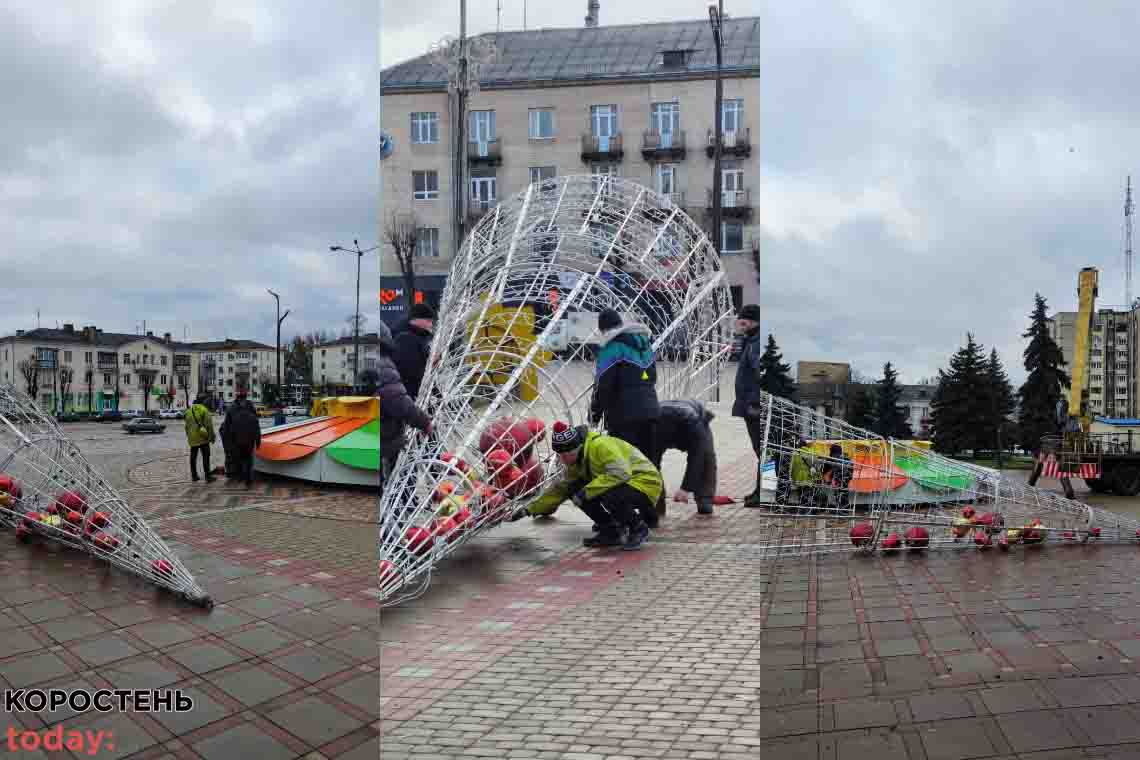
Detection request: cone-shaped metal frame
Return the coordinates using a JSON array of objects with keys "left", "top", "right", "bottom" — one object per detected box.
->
[
  {"left": 378, "top": 175, "right": 736, "bottom": 605},
  {"left": 749, "top": 391, "right": 1140, "bottom": 557},
  {"left": 0, "top": 384, "right": 212, "bottom": 608}
]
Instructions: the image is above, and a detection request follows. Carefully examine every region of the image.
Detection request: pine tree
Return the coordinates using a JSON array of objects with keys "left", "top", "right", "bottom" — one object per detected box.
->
[
  {"left": 930, "top": 334, "right": 989, "bottom": 455},
  {"left": 1017, "top": 294, "right": 1069, "bottom": 453},
  {"left": 874, "top": 362, "right": 913, "bottom": 438},
  {"left": 984, "top": 348, "right": 1016, "bottom": 456},
  {"left": 758, "top": 334, "right": 796, "bottom": 400},
  {"left": 846, "top": 385, "right": 877, "bottom": 431}
]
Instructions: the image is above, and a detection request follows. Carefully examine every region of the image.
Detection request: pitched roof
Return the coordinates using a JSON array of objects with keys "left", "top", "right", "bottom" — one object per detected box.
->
[
  {"left": 315, "top": 334, "right": 385, "bottom": 349},
  {"left": 0, "top": 327, "right": 197, "bottom": 351},
  {"left": 190, "top": 339, "right": 275, "bottom": 351},
  {"left": 381, "top": 16, "right": 759, "bottom": 92}
]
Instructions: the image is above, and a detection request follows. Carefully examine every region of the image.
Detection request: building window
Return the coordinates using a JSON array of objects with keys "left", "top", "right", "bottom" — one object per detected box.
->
[
  {"left": 655, "top": 164, "right": 678, "bottom": 196},
  {"left": 415, "top": 227, "right": 440, "bottom": 258},
  {"left": 413, "top": 170, "right": 439, "bottom": 200},
  {"left": 237, "top": 352, "right": 250, "bottom": 359},
  {"left": 723, "top": 223, "right": 744, "bottom": 253},
  {"left": 528, "top": 108, "right": 555, "bottom": 139},
  {"left": 590, "top": 105, "right": 618, "bottom": 138},
  {"left": 161, "top": 356, "right": 167, "bottom": 366},
  {"left": 650, "top": 102, "right": 680, "bottom": 146},
  {"left": 123, "top": 375, "right": 131, "bottom": 385},
  {"left": 63, "top": 351, "right": 72, "bottom": 362},
  {"left": 722, "top": 98, "right": 744, "bottom": 133},
  {"left": 529, "top": 166, "right": 556, "bottom": 185},
  {"left": 160, "top": 375, "right": 167, "bottom": 386},
  {"left": 470, "top": 176, "right": 497, "bottom": 211},
  {"left": 411, "top": 112, "right": 439, "bottom": 144},
  {"left": 469, "top": 110, "right": 496, "bottom": 143},
  {"left": 104, "top": 373, "right": 112, "bottom": 385},
  {"left": 661, "top": 50, "right": 688, "bottom": 67}
]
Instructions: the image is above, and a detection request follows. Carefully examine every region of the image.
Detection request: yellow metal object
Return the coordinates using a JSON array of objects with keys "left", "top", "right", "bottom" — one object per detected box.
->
[
  {"left": 465, "top": 300, "right": 553, "bottom": 402},
  {"left": 1070, "top": 267, "right": 1099, "bottom": 433},
  {"left": 308, "top": 396, "right": 379, "bottom": 419}
]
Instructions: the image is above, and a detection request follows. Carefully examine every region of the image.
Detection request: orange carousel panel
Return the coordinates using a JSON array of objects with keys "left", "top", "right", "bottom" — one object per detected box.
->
[
  {"left": 848, "top": 454, "right": 910, "bottom": 494},
  {"left": 256, "top": 417, "right": 369, "bottom": 462}
]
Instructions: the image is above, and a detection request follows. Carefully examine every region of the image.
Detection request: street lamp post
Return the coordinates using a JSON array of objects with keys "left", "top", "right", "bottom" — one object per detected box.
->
[
  {"left": 709, "top": 3, "right": 724, "bottom": 257},
  {"left": 267, "top": 290, "right": 291, "bottom": 407},
  {"left": 330, "top": 241, "right": 380, "bottom": 393}
]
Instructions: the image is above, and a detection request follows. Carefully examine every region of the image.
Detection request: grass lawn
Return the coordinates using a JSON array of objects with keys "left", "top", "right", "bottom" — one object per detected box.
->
[{"left": 952, "top": 455, "right": 1035, "bottom": 470}]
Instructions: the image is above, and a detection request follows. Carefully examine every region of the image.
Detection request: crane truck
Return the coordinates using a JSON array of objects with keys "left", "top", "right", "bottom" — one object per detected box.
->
[{"left": 1027, "top": 266, "right": 1140, "bottom": 497}]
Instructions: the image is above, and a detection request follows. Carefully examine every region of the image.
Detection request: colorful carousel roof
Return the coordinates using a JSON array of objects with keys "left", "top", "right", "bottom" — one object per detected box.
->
[{"left": 254, "top": 397, "right": 381, "bottom": 486}]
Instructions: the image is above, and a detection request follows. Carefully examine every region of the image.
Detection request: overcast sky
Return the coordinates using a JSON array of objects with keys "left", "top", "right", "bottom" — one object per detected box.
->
[
  {"left": 0, "top": 1, "right": 376, "bottom": 346},
  {"left": 761, "top": 0, "right": 1140, "bottom": 385}
]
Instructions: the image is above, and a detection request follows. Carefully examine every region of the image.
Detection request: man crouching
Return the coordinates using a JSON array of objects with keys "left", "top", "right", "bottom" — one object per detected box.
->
[{"left": 511, "top": 422, "right": 661, "bottom": 551}]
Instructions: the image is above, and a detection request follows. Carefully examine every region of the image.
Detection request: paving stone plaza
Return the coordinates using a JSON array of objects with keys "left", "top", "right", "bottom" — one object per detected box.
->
[{"left": 10, "top": 404, "right": 1140, "bottom": 757}]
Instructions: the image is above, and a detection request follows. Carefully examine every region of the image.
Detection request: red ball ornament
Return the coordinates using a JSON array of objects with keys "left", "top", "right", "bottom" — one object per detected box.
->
[
  {"left": 880, "top": 532, "right": 902, "bottom": 551},
  {"left": 404, "top": 526, "right": 434, "bottom": 556},
  {"left": 904, "top": 526, "right": 930, "bottom": 549},
  {"left": 849, "top": 522, "right": 874, "bottom": 547}
]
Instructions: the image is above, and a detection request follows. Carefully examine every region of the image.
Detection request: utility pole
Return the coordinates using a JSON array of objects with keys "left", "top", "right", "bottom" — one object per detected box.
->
[
  {"left": 330, "top": 241, "right": 379, "bottom": 394},
  {"left": 267, "top": 290, "right": 291, "bottom": 407},
  {"left": 1127, "top": 175, "right": 1134, "bottom": 306},
  {"left": 709, "top": 2, "right": 724, "bottom": 257},
  {"left": 455, "top": 0, "right": 469, "bottom": 259}
]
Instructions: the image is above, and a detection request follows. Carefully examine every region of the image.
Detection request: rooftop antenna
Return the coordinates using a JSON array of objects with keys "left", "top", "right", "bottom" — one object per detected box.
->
[
  {"left": 1127, "top": 175, "right": 1134, "bottom": 307},
  {"left": 585, "top": 0, "right": 599, "bottom": 27},
  {"left": 497, "top": 0, "right": 502, "bottom": 32},
  {"left": 36, "top": 310, "right": 40, "bottom": 329},
  {"left": 523, "top": 0, "right": 527, "bottom": 30}
]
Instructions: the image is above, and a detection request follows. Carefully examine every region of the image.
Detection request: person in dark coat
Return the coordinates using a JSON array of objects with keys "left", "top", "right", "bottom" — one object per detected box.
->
[
  {"left": 732, "top": 304, "right": 788, "bottom": 507},
  {"left": 223, "top": 392, "right": 262, "bottom": 488},
  {"left": 392, "top": 303, "right": 435, "bottom": 400},
  {"left": 589, "top": 309, "right": 661, "bottom": 519},
  {"left": 649, "top": 399, "right": 718, "bottom": 516},
  {"left": 376, "top": 321, "right": 432, "bottom": 482}
]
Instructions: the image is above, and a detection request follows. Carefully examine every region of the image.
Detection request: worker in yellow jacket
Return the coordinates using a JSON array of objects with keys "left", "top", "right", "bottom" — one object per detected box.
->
[
  {"left": 184, "top": 395, "right": 216, "bottom": 483},
  {"left": 513, "top": 423, "right": 661, "bottom": 550}
]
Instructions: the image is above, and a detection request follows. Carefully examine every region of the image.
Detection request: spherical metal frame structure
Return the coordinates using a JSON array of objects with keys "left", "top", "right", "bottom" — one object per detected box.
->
[{"left": 378, "top": 175, "right": 736, "bottom": 605}]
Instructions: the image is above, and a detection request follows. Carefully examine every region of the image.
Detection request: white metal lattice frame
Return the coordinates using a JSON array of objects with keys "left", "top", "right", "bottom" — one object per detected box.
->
[
  {"left": 377, "top": 175, "right": 735, "bottom": 605},
  {"left": 746, "top": 391, "right": 1140, "bottom": 558},
  {"left": 0, "top": 384, "right": 212, "bottom": 608}
]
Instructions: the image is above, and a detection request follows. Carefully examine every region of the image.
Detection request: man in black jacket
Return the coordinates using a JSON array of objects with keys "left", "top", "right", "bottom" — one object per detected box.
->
[
  {"left": 376, "top": 321, "right": 433, "bottom": 482},
  {"left": 649, "top": 399, "right": 718, "bottom": 516},
  {"left": 732, "top": 304, "right": 783, "bottom": 507},
  {"left": 392, "top": 303, "right": 435, "bottom": 400},
  {"left": 223, "top": 392, "right": 262, "bottom": 488}
]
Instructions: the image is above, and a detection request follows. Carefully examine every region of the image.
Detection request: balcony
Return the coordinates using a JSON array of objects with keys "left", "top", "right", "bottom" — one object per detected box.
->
[
  {"left": 467, "top": 199, "right": 497, "bottom": 224},
  {"left": 705, "top": 127, "right": 752, "bottom": 158},
  {"left": 641, "top": 130, "right": 686, "bottom": 162},
  {"left": 580, "top": 133, "right": 624, "bottom": 162},
  {"left": 641, "top": 192, "right": 686, "bottom": 221},
  {"left": 705, "top": 188, "right": 753, "bottom": 220},
  {"left": 467, "top": 139, "right": 502, "bottom": 166}
]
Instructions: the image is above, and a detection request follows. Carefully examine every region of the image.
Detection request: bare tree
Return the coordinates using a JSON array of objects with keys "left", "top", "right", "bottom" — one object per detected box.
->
[
  {"left": 384, "top": 210, "right": 420, "bottom": 316},
  {"left": 18, "top": 357, "right": 39, "bottom": 401},
  {"left": 137, "top": 368, "right": 158, "bottom": 413},
  {"left": 84, "top": 369, "right": 94, "bottom": 413},
  {"left": 177, "top": 372, "right": 191, "bottom": 408},
  {"left": 59, "top": 367, "right": 73, "bottom": 412}
]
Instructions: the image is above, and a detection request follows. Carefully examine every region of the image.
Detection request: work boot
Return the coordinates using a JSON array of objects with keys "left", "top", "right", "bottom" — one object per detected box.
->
[
  {"left": 743, "top": 490, "right": 766, "bottom": 508},
  {"left": 623, "top": 521, "right": 650, "bottom": 551},
  {"left": 697, "top": 498, "right": 713, "bottom": 515},
  {"left": 583, "top": 525, "right": 625, "bottom": 548}
]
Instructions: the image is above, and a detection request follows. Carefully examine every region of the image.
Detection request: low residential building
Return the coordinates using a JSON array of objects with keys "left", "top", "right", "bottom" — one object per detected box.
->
[
  {"left": 0, "top": 325, "right": 200, "bottom": 413},
  {"left": 0, "top": 325, "right": 284, "bottom": 413},
  {"left": 797, "top": 361, "right": 851, "bottom": 386},
  {"left": 312, "top": 334, "right": 385, "bottom": 391}
]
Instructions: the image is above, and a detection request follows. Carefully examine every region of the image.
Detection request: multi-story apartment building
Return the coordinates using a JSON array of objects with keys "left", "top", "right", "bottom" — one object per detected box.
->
[
  {"left": 0, "top": 325, "right": 201, "bottom": 413},
  {"left": 1049, "top": 307, "right": 1137, "bottom": 418},
  {"left": 0, "top": 325, "right": 283, "bottom": 412},
  {"left": 194, "top": 339, "right": 280, "bottom": 406},
  {"left": 311, "top": 334, "right": 384, "bottom": 391},
  {"left": 379, "top": 15, "right": 760, "bottom": 323}
]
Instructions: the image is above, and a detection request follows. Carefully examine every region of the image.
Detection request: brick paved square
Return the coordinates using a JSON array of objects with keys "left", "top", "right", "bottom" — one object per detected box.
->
[
  {"left": 103, "top": 656, "right": 183, "bottom": 691},
  {"left": 997, "top": 710, "right": 1081, "bottom": 753},
  {"left": 1046, "top": 676, "right": 1126, "bottom": 707},
  {"left": 38, "top": 613, "right": 111, "bottom": 643},
  {"left": 152, "top": 686, "right": 233, "bottom": 735},
  {"left": 268, "top": 695, "right": 366, "bottom": 746},
  {"left": 15, "top": 598, "right": 79, "bottom": 623},
  {"left": 268, "top": 609, "right": 346, "bottom": 639},
  {"left": 832, "top": 728, "right": 908, "bottom": 759},
  {"left": 919, "top": 717, "right": 999, "bottom": 760},
  {"left": 909, "top": 692, "right": 975, "bottom": 722},
  {"left": 834, "top": 699, "right": 898, "bottom": 731},
  {"left": 1068, "top": 704, "right": 1140, "bottom": 743},
  {"left": 978, "top": 682, "right": 1046, "bottom": 714},
  {"left": 98, "top": 602, "right": 159, "bottom": 628},
  {"left": 0, "top": 651, "right": 73, "bottom": 686},
  {"left": 226, "top": 624, "right": 298, "bottom": 656},
  {"left": 193, "top": 723, "right": 296, "bottom": 760},
  {"left": 125, "top": 620, "right": 200, "bottom": 648},
  {"left": 71, "top": 633, "right": 143, "bottom": 667},
  {"left": 167, "top": 642, "right": 247, "bottom": 674},
  {"left": 331, "top": 673, "right": 380, "bottom": 713},
  {"left": 942, "top": 652, "right": 998, "bottom": 675},
  {"left": 271, "top": 647, "right": 352, "bottom": 682},
  {"left": 210, "top": 665, "right": 297, "bottom": 706}
]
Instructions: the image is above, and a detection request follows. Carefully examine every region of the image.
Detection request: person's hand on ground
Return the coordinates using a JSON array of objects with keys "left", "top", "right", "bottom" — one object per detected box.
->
[
  {"left": 672, "top": 489, "right": 689, "bottom": 503},
  {"left": 571, "top": 490, "right": 587, "bottom": 509}
]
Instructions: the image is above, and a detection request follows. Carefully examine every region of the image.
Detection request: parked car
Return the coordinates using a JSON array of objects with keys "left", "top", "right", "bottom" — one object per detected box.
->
[
  {"left": 96, "top": 411, "right": 123, "bottom": 423},
  {"left": 158, "top": 409, "right": 184, "bottom": 419},
  {"left": 283, "top": 406, "right": 307, "bottom": 416},
  {"left": 122, "top": 418, "right": 166, "bottom": 434},
  {"left": 255, "top": 406, "right": 275, "bottom": 418},
  {"left": 55, "top": 412, "right": 81, "bottom": 423}
]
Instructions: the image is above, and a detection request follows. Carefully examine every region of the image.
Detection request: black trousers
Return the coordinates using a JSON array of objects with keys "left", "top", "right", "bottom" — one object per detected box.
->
[
  {"left": 576, "top": 483, "right": 650, "bottom": 531},
  {"left": 189, "top": 445, "right": 211, "bottom": 480},
  {"left": 608, "top": 419, "right": 658, "bottom": 462},
  {"left": 234, "top": 447, "right": 255, "bottom": 484}
]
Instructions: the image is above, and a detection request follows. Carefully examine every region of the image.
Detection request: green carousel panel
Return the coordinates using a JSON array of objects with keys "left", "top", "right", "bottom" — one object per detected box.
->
[
  {"left": 893, "top": 455, "right": 976, "bottom": 492},
  {"left": 324, "top": 419, "right": 381, "bottom": 471}
]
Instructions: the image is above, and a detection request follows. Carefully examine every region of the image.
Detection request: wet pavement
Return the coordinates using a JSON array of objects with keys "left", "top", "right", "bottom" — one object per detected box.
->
[
  {"left": 379, "top": 404, "right": 1140, "bottom": 760},
  {"left": 1, "top": 421, "right": 379, "bottom": 759}
]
